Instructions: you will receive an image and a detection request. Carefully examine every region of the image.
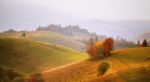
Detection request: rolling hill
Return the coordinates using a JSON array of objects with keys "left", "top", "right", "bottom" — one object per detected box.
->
[
  {"left": 0, "top": 31, "right": 137, "bottom": 51},
  {"left": 0, "top": 38, "right": 87, "bottom": 74},
  {"left": 98, "top": 66, "right": 150, "bottom": 82},
  {"left": 0, "top": 31, "right": 87, "bottom": 51},
  {"left": 43, "top": 47, "right": 150, "bottom": 82}
]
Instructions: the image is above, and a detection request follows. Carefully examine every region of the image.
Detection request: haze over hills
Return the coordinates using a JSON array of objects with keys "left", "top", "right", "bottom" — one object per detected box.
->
[
  {"left": 1, "top": 0, "right": 150, "bottom": 40},
  {"left": 1, "top": 20, "right": 150, "bottom": 41},
  {"left": 79, "top": 20, "right": 150, "bottom": 40},
  {"left": 136, "top": 32, "right": 150, "bottom": 45},
  {"left": 137, "top": 32, "right": 150, "bottom": 40}
]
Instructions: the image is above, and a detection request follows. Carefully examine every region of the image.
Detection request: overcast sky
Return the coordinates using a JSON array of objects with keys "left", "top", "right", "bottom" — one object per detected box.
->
[{"left": 0, "top": 0, "right": 150, "bottom": 32}]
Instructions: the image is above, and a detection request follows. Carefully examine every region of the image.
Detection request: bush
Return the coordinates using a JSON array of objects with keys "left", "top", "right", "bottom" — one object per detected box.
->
[
  {"left": 97, "top": 62, "right": 110, "bottom": 76},
  {"left": 22, "top": 32, "right": 26, "bottom": 37}
]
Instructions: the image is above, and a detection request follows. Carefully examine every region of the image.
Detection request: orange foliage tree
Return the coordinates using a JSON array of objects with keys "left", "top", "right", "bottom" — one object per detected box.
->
[
  {"left": 102, "top": 37, "right": 114, "bottom": 56},
  {"left": 86, "top": 37, "right": 114, "bottom": 59},
  {"left": 86, "top": 38, "right": 98, "bottom": 58}
]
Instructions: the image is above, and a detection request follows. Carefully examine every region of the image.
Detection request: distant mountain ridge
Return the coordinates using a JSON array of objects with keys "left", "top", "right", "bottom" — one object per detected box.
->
[
  {"left": 80, "top": 19, "right": 150, "bottom": 40},
  {"left": 137, "top": 32, "right": 150, "bottom": 41}
]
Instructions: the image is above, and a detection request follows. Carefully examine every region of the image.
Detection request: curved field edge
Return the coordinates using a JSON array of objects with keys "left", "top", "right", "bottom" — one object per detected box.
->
[{"left": 0, "top": 38, "right": 87, "bottom": 74}]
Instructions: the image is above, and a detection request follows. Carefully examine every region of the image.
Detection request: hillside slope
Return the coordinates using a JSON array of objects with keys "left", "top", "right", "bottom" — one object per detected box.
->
[
  {"left": 0, "top": 38, "right": 87, "bottom": 74},
  {"left": 0, "top": 31, "right": 86, "bottom": 51},
  {"left": 43, "top": 47, "right": 150, "bottom": 82},
  {"left": 98, "top": 66, "right": 150, "bottom": 82}
]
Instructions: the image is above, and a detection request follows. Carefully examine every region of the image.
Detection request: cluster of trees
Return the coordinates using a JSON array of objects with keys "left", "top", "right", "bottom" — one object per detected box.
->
[
  {"left": 86, "top": 37, "right": 114, "bottom": 59},
  {"left": 36, "top": 24, "right": 89, "bottom": 36},
  {"left": 137, "top": 39, "right": 149, "bottom": 47},
  {"left": 36, "top": 24, "right": 107, "bottom": 40},
  {"left": 114, "top": 37, "right": 136, "bottom": 49},
  {"left": 3, "top": 29, "right": 17, "bottom": 33}
]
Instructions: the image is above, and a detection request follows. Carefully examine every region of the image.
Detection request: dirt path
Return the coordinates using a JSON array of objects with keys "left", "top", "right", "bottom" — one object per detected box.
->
[{"left": 42, "top": 61, "right": 81, "bottom": 74}]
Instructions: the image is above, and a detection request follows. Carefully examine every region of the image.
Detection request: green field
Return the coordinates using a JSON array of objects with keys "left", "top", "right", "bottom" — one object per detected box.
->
[{"left": 0, "top": 38, "right": 87, "bottom": 74}]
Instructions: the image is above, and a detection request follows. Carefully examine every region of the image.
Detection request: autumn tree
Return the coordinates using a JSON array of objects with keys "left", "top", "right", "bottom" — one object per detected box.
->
[
  {"left": 102, "top": 37, "right": 114, "bottom": 56},
  {"left": 86, "top": 38, "right": 98, "bottom": 58},
  {"left": 86, "top": 37, "right": 114, "bottom": 59}
]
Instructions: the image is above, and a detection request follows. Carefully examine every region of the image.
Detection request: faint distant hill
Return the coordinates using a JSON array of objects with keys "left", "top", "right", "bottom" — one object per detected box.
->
[
  {"left": 138, "top": 32, "right": 150, "bottom": 40},
  {"left": 81, "top": 19, "right": 150, "bottom": 40},
  {"left": 137, "top": 32, "right": 150, "bottom": 45}
]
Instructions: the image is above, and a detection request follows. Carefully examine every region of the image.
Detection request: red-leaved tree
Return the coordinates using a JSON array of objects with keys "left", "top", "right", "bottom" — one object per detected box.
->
[{"left": 102, "top": 37, "right": 114, "bottom": 56}]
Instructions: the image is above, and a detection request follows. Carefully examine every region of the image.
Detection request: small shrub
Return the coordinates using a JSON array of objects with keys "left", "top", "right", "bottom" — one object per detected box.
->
[
  {"left": 22, "top": 32, "right": 26, "bottom": 37},
  {"left": 97, "top": 62, "right": 110, "bottom": 76}
]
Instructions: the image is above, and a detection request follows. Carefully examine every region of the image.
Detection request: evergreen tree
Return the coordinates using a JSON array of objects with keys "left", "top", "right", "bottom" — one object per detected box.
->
[
  {"left": 142, "top": 39, "right": 149, "bottom": 47},
  {"left": 137, "top": 40, "right": 140, "bottom": 46}
]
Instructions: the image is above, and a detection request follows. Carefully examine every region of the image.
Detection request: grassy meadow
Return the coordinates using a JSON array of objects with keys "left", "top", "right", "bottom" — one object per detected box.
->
[
  {"left": 43, "top": 47, "right": 150, "bottom": 82},
  {"left": 0, "top": 38, "right": 87, "bottom": 74}
]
